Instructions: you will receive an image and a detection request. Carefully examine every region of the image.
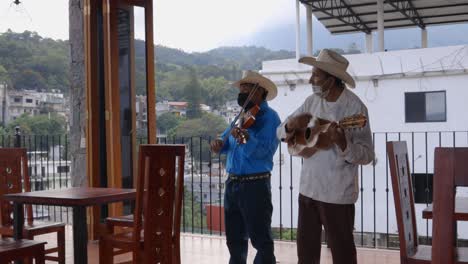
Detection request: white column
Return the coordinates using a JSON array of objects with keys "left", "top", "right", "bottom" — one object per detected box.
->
[
  {"left": 377, "top": 0, "right": 385, "bottom": 52},
  {"left": 295, "top": 0, "right": 301, "bottom": 60},
  {"left": 421, "top": 28, "right": 428, "bottom": 48},
  {"left": 365, "top": 33, "right": 373, "bottom": 53},
  {"left": 306, "top": 5, "right": 313, "bottom": 56}
]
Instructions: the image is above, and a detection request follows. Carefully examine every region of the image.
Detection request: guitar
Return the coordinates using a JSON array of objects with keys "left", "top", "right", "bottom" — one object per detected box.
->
[{"left": 286, "top": 114, "right": 368, "bottom": 156}]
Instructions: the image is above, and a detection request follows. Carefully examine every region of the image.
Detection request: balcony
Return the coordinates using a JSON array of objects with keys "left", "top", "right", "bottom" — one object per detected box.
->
[{"left": 3, "top": 130, "right": 468, "bottom": 262}]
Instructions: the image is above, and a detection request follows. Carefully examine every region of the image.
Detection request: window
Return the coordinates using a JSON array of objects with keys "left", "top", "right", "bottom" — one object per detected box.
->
[
  {"left": 13, "top": 97, "right": 21, "bottom": 103},
  {"left": 405, "top": 91, "right": 446, "bottom": 122},
  {"left": 412, "top": 173, "right": 433, "bottom": 204},
  {"left": 57, "top": 166, "right": 70, "bottom": 173},
  {"left": 25, "top": 98, "right": 33, "bottom": 103}
]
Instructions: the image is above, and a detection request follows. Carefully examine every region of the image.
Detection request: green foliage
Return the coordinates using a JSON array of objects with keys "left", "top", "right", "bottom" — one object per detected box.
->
[
  {"left": 172, "top": 113, "right": 227, "bottom": 161},
  {"left": 15, "top": 69, "right": 47, "bottom": 90},
  {"left": 200, "top": 77, "right": 236, "bottom": 110},
  {"left": 0, "top": 30, "right": 69, "bottom": 93},
  {"left": 183, "top": 188, "right": 207, "bottom": 233},
  {"left": 173, "top": 112, "right": 227, "bottom": 138},
  {"left": 0, "top": 65, "right": 9, "bottom": 83},
  {"left": 185, "top": 68, "right": 203, "bottom": 119},
  {"left": 6, "top": 113, "right": 66, "bottom": 136},
  {"left": 271, "top": 227, "right": 297, "bottom": 241},
  {"left": 0, "top": 30, "right": 294, "bottom": 109},
  {"left": 157, "top": 112, "right": 184, "bottom": 134}
]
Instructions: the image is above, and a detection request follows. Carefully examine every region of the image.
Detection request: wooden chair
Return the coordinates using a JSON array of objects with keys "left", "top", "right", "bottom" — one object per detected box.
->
[
  {"left": 0, "top": 238, "right": 46, "bottom": 264},
  {"left": 0, "top": 148, "right": 65, "bottom": 263},
  {"left": 99, "top": 144, "right": 185, "bottom": 264},
  {"left": 387, "top": 141, "right": 468, "bottom": 264}
]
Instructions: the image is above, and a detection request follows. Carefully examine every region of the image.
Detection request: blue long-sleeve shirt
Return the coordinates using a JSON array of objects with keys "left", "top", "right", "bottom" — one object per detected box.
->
[{"left": 221, "top": 101, "right": 281, "bottom": 176}]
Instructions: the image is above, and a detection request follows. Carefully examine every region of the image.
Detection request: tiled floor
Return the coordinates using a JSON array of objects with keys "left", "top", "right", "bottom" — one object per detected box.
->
[{"left": 34, "top": 226, "right": 400, "bottom": 263}]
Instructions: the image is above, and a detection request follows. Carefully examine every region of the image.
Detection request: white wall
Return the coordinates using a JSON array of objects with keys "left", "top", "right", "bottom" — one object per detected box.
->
[{"left": 262, "top": 45, "right": 468, "bottom": 239}]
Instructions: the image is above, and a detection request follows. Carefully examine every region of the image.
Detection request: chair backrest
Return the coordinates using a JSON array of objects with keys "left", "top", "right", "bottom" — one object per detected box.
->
[
  {"left": 133, "top": 144, "right": 185, "bottom": 264},
  {"left": 0, "top": 148, "right": 33, "bottom": 227},
  {"left": 387, "top": 141, "right": 418, "bottom": 259}
]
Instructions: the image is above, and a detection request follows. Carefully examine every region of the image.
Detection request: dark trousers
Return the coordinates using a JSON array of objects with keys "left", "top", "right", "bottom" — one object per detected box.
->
[
  {"left": 224, "top": 178, "right": 276, "bottom": 264},
  {"left": 297, "top": 194, "right": 357, "bottom": 264}
]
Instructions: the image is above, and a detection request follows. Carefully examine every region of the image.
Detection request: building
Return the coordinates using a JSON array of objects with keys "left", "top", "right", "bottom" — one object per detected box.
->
[
  {"left": 8, "top": 90, "right": 41, "bottom": 120},
  {"left": 5, "top": 89, "right": 68, "bottom": 122}
]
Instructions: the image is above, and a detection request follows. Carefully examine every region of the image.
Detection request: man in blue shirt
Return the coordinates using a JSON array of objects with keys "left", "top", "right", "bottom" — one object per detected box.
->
[{"left": 211, "top": 71, "right": 280, "bottom": 264}]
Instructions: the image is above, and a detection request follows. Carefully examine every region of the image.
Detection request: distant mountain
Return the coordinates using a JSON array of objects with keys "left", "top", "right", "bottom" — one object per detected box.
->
[
  {"left": 228, "top": 18, "right": 468, "bottom": 53},
  {"left": 153, "top": 44, "right": 295, "bottom": 70}
]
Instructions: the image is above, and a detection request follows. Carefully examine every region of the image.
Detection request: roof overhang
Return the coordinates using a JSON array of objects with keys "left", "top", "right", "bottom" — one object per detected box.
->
[{"left": 300, "top": 0, "right": 468, "bottom": 34}]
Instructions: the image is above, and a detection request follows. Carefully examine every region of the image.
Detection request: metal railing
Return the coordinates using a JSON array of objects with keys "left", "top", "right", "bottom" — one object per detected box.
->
[{"left": 2, "top": 130, "right": 468, "bottom": 249}]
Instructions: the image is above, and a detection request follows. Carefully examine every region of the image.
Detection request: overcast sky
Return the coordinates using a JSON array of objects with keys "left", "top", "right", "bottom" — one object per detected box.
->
[{"left": 0, "top": 0, "right": 296, "bottom": 52}]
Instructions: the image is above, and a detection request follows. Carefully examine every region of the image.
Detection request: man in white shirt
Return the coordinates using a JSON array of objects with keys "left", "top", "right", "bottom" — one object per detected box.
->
[{"left": 277, "top": 49, "right": 374, "bottom": 264}]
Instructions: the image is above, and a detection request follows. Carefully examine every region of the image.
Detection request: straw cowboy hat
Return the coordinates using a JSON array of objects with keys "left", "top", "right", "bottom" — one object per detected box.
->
[
  {"left": 299, "top": 49, "right": 356, "bottom": 88},
  {"left": 233, "top": 70, "right": 278, "bottom": 101}
]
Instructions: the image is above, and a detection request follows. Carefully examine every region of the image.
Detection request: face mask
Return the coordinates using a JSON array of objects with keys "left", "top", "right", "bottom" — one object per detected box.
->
[
  {"left": 312, "top": 85, "right": 330, "bottom": 98},
  {"left": 237, "top": 93, "right": 255, "bottom": 110},
  {"left": 312, "top": 78, "right": 331, "bottom": 98}
]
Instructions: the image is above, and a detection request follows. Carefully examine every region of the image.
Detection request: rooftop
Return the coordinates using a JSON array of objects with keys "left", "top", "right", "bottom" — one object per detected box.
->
[{"left": 300, "top": 0, "right": 468, "bottom": 34}]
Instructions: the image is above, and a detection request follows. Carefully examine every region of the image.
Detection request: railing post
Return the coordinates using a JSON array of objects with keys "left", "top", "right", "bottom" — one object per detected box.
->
[{"left": 15, "top": 126, "right": 21, "bottom": 148}]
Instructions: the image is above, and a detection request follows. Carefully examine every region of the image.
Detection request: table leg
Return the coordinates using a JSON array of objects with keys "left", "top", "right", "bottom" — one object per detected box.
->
[
  {"left": 13, "top": 202, "right": 24, "bottom": 264},
  {"left": 73, "top": 206, "right": 88, "bottom": 264}
]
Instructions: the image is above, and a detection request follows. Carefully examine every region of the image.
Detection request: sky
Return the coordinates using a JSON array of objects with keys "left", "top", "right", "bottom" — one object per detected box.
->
[{"left": 0, "top": 0, "right": 296, "bottom": 52}]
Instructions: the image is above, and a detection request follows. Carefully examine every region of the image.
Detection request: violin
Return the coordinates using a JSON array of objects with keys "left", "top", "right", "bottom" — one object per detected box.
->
[
  {"left": 223, "top": 83, "right": 261, "bottom": 144},
  {"left": 235, "top": 103, "right": 260, "bottom": 144}
]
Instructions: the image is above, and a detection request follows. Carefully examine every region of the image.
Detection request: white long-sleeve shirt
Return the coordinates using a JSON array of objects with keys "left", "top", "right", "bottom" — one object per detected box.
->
[{"left": 277, "top": 88, "right": 375, "bottom": 204}]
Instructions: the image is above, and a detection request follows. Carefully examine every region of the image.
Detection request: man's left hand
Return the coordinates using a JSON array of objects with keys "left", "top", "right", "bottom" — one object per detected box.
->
[{"left": 328, "top": 122, "right": 347, "bottom": 151}]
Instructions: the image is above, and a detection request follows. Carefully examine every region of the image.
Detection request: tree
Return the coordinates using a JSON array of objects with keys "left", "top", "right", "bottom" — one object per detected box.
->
[
  {"left": 183, "top": 188, "right": 207, "bottom": 233},
  {"left": 173, "top": 112, "right": 226, "bottom": 138},
  {"left": 172, "top": 113, "right": 227, "bottom": 161},
  {"left": 185, "top": 68, "right": 202, "bottom": 119},
  {"left": 15, "top": 70, "right": 47, "bottom": 90},
  {"left": 201, "top": 77, "right": 236, "bottom": 110},
  {"left": 157, "top": 112, "right": 184, "bottom": 134},
  {"left": 7, "top": 113, "right": 66, "bottom": 136},
  {"left": 0, "top": 65, "right": 9, "bottom": 83}
]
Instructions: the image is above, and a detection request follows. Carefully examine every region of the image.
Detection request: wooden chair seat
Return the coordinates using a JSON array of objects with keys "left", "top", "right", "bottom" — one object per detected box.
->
[
  {"left": 1, "top": 221, "right": 66, "bottom": 235},
  {"left": 0, "top": 238, "right": 46, "bottom": 264},
  {"left": 103, "top": 231, "right": 144, "bottom": 245},
  {"left": 106, "top": 215, "right": 135, "bottom": 229}
]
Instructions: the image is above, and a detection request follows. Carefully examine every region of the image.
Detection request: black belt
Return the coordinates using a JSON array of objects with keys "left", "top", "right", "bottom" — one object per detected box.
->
[{"left": 228, "top": 172, "right": 271, "bottom": 182}]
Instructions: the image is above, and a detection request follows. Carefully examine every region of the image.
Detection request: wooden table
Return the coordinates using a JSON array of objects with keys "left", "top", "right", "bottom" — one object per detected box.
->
[
  {"left": 3, "top": 187, "right": 136, "bottom": 264},
  {"left": 422, "top": 197, "right": 468, "bottom": 220}
]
